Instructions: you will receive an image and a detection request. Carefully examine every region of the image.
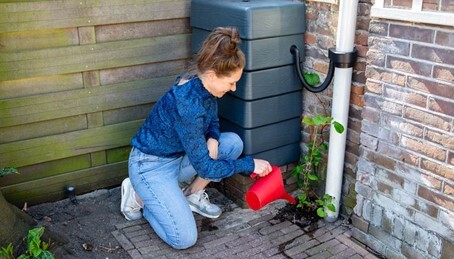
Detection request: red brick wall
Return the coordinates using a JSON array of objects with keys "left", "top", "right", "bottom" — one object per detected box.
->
[
  {"left": 303, "top": 0, "right": 453, "bottom": 258},
  {"left": 301, "top": 0, "right": 371, "bottom": 216}
]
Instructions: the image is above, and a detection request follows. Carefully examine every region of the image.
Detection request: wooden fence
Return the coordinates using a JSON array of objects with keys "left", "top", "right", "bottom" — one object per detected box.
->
[{"left": 0, "top": 0, "right": 192, "bottom": 206}]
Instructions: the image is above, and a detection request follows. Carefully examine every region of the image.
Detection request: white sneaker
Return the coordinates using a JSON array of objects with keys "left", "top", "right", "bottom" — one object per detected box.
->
[
  {"left": 120, "top": 178, "right": 142, "bottom": 221},
  {"left": 186, "top": 190, "right": 222, "bottom": 219}
]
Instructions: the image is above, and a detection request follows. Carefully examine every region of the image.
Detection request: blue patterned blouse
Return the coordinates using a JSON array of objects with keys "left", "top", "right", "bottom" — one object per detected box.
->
[{"left": 131, "top": 75, "right": 254, "bottom": 180}]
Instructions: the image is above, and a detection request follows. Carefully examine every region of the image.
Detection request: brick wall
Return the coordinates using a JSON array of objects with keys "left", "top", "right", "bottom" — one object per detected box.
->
[
  {"left": 301, "top": 0, "right": 371, "bottom": 216},
  {"left": 353, "top": 2, "right": 454, "bottom": 258}
]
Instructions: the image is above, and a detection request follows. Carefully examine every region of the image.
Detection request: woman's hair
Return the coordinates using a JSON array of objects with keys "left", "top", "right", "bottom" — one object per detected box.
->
[{"left": 196, "top": 27, "right": 246, "bottom": 77}]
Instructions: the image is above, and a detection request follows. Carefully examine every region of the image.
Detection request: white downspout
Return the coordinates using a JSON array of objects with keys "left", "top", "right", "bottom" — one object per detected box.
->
[{"left": 324, "top": 0, "right": 359, "bottom": 222}]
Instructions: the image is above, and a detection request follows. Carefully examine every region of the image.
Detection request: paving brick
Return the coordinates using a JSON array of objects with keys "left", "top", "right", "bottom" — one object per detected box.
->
[
  {"left": 280, "top": 223, "right": 301, "bottom": 234},
  {"left": 115, "top": 219, "right": 147, "bottom": 230},
  {"left": 113, "top": 188, "right": 384, "bottom": 259},
  {"left": 134, "top": 239, "right": 155, "bottom": 249},
  {"left": 262, "top": 246, "right": 281, "bottom": 257},
  {"left": 270, "top": 228, "right": 305, "bottom": 246},
  {"left": 307, "top": 250, "right": 332, "bottom": 259},
  {"left": 259, "top": 220, "right": 293, "bottom": 235},
  {"left": 125, "top": 229, "right": 152, "bottom": 239},
  {"left": 336, "top": 232, "right": 370, "bottom": 256},
  {"left": 303, "top": 220, "right": 326, "bottom": 232},
  {"left": 307, "top": 226, "right": 329, "bottom": 239},
  {"left": 127, "top": 249, "right": 143, "bottom": 259},
  {"left": 316, "top": 225, "right": 349, "bottom": 242},
  {"left": 183, "top": 244, "right": 205, "bottom": 254},
  {"left": 130, "top": 234, "right": 152, "bottom": 243},
  {"left": 327, "top": 248, "right": 357, "bottom": 259},
  {"left": 247, "top": 213, "right": 276, "bottom": 226},
  {"left": 289, "top": 252, "right": 308, "bottom": 259},
  {"left": 123, "top": 225, "right": 144, "bottom": 233},
  {"left": 327, "top": 242, "right": 348, "bottom": 254},
  {"left": 138, "top": 245, "right": 166, "bottom": 257},
  {"left": 350, "top": 254, "right": 365, "bottom": 259},
  {"left": 112, "top": 230, "right": 135, "bottom": 251},
  {"left": 364, "top": 253, "right": 381, "bottom": 259},
  {"left": 190, "top": 244, "right": 226, "bottom": 258},
  {"left": 225, "top": 234, "right": 257, "bottom": 248},
  {"left": 197, "top": 232, "right": 218, "bottom": 243},
  {"left": 213, "top": 241, "right": 256, "bottom": 258},
  {"left": 306, "top": 239, "right": 340, "bottom": 256},
  {"left": 235, "top": 243, "right": 272, "bottom": 258},
  {"left": 203, "top": 233, "right": 237, "bottom": 248},
  {"left": 284, "top": 239, "right": 321, "bottom": 256},
  {"left": 249, "top": 253, "right": 268, "bottom": 259},
  {"left": 284, "top": 234, "right": 312, "bottom": 250}
]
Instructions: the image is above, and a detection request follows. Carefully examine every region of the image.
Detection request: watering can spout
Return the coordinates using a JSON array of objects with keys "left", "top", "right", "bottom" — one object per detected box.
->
[
  {"left": 282, "top": 193, "right": 297, "bottom": 204},
  {"left": 246, "top": 166, "right": 296, "bottom": 210}
]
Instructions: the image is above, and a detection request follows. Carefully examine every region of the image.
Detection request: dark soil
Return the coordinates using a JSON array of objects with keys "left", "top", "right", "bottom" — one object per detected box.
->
[
  {"left": 273, "top": 201, "right": 319, "bottom": 229},
  {"left": 24, "top": 186, "right": 233, "bottom": 259},
  {"left": 27, "top": 187, "right": 130, "bottom": 259}
]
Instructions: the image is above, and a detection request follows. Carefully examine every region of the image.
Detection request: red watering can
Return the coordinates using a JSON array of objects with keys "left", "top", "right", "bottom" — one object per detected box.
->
[{"left": 246, "top": 166, "right": 297, "bottom": 210}]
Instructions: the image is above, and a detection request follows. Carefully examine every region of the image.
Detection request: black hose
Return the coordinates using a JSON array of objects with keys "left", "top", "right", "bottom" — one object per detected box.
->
[{"left": 290, "top": 45, "right": 357, "bottom": 93}]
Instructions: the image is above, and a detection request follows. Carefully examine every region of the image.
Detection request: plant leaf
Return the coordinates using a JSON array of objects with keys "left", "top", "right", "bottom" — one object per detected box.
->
[
  {"left": 38, "top": 251, "right": 55, "bottom": 259},
  {"left": 327, "top": 204, "right": 336, "bottom": 212},
  {"left": 298, "top": 193, "right": 307, "bottom": 202},
  {"left": 317, "top": 207, "right": 327, "bottom": 218},
  {"left": 307, "top": 174, "right": 318, "bottom": 181},
  {"left": 302, "top": 116, "right": 314, "bottom": 126},
  {"left": 333, "top": 121, "right": 345, "bottom": 134},
  {"left": 291, "top": 165, "right": 302, "bottom": 176},
  {"left": 312, "top": 115, "right": 325, "bottom": 125},
  {"left": 315, "top": 199, "right": 324, "bottom": 206},
  {"left": 323, "top": 194, "right": 333, "bottom": 201},
  {"left": 303, "top": 71, "right": 320, "bottom": 86},
  {"left": 29, "top": 240, "right": 42, "bottom": 257}
]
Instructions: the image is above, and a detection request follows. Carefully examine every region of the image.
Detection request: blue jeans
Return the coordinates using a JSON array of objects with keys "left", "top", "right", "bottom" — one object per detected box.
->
[{"left": 128, "top": 132, "right": 243, "bottom": 249}]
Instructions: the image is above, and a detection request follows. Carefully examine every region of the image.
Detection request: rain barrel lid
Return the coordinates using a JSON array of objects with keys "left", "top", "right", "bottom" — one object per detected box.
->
[{"left": 191, "top": 0, "right": 306, "bottom": 40}]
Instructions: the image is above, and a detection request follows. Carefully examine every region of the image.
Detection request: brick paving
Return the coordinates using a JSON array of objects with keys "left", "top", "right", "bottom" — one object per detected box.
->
[{"left": 113, "top": 188, "right": 382, "bottom": 259}]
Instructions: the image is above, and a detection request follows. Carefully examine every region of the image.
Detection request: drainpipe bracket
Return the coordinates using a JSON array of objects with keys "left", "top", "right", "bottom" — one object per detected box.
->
[{"left": 328, "top": 47, "right": 358, "bottom": 68}]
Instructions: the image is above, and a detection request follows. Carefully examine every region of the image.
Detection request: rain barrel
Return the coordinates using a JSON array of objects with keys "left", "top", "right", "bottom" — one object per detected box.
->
[{"left": 191, "top": 0, "right": 305, "bottom": 166}]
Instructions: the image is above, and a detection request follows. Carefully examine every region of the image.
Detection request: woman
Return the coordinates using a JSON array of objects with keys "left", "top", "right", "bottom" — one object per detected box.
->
[{"left": 120, "top": 27, "right": 272, "bottom": 249}]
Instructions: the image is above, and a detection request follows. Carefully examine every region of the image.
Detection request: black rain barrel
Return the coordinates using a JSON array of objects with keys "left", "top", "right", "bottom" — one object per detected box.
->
[{"left": 191, "top": 0, "right": 305, "bottom": 166}]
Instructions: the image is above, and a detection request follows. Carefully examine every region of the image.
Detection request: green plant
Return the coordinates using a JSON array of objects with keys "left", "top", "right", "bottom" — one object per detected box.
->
[
  {"left": 291, "top": 71, "right": 344, "bottom": 218},
  {"left": 19, "top": 227, "right": 54, "bottom": 259},
  {"left": 0, "top": 227, "right": 54, "bottom": 259},
  {"left": 0, "top": 243, "right": 14, "bottom": 259},
  {"left": 0, "top": 167, "right": 18, "bottom": 177}
]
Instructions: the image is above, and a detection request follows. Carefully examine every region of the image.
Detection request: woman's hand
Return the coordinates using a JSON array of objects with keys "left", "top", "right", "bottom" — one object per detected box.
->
[
  {"left": 206, "top": 138, "right": 219, "bottom": 159},
  {"left": 253, "top": 159, "right": 272, "bottom": 177}
]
